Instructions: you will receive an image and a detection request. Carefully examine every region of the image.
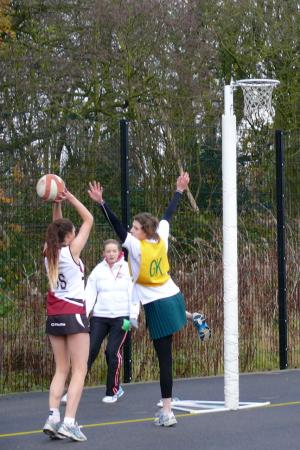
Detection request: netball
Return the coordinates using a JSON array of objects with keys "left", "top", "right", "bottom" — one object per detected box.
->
[{"left": 36, "top": 174, "right": 65, "bottom": 202}]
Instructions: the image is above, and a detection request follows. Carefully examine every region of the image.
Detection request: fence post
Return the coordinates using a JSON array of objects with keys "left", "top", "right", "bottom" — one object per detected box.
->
[
  {"left": 120, "top": 119, "right": 132, "bottom": 383},
  {"left": 275, "top": 129, "right": 288, "bottom": 369}
]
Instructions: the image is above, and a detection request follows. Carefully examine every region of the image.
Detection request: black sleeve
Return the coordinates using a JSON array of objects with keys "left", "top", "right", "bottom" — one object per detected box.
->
[
  {"left": 163, "top": 191, "right": 183, "bottom": 223},
  {"left": 99, "top": 202, "right": 128, "bottom": 243}
]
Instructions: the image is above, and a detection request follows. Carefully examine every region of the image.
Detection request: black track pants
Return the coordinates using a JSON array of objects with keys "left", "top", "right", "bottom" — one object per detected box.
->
[{"left": 88, "top": 316, "right": 128, "bottom": 396}]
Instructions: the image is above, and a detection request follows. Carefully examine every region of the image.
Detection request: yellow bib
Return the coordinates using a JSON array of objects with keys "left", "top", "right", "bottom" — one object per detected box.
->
[{"left": 136, "top": 239, "right": 170, "bottom": 286}]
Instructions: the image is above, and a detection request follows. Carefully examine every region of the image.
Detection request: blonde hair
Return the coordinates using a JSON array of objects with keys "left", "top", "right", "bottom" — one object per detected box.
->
[{"left": 45, "top": 219, "right": 74, "bottom": 290}]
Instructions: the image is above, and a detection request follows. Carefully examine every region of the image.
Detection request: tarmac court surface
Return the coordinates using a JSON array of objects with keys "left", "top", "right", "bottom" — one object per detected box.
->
[{"left": 1, "top": 369, "right": 300, "bottom": 450}]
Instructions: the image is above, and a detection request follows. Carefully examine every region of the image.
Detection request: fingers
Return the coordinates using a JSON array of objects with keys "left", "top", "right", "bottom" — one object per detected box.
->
[
  {"left": 178, "top": 171, "right": 189, "bottom": 179},
  {"left": 176, "top": 171, "right": 190, "bottom": 191},
  {"left": 88, "top": 181, "right": 103, "bottom": 192},
  {"left": 54, "top": 191, "right": 67, "bottom": 203},
  {"left": 180, "top": 171, "right": 189, "bottom": 181},
  {"left": 185, "top": 172, "right": 190, "bottom": 185},
  {"left": 87, "top": 181, "right": 104, "bottom": 203}
]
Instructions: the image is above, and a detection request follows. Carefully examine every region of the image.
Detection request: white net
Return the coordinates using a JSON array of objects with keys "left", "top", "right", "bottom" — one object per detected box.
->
[{"left": 235, "top": 79, "right": 280, "bottom": 122}]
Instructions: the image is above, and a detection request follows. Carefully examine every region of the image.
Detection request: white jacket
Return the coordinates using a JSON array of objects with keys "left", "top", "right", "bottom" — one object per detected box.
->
[{"left": 85, "top": 256, "right": 139, "bottom": 319}]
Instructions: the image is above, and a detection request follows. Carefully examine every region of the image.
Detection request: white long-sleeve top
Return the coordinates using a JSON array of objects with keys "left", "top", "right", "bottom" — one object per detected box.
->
[
  {"left": 123, "top": 220, "right": 179, "bottom": 305},
  {"left": 85, "top": 256, "right": 139, "bottom": 319}
]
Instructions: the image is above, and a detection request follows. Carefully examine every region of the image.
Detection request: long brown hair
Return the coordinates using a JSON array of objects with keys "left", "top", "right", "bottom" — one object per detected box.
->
[
  {"left": 133, "top": 212, "right": 160, "bottom": 241},
  {"left": 45, "top": 219, "right": 74, "bottom": 290}
]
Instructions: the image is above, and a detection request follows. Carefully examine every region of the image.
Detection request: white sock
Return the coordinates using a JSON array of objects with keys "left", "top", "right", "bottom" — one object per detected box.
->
[
  {"left": 48, "top": 408, "right": 60, "bottom": 423},
  {"left": 64, "top": 417, "right": 75, "bottom": 426}
]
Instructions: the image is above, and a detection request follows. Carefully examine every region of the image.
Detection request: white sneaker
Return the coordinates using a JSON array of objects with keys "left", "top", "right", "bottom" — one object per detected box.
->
[
  {"left": 61, "top": 393, "right": 67, "bottom": 404},
  {"left": 102, "top": 386, "right": 124, "bottom": 403},
  {"left": 102, "top": 394, "right": 118, "bottom": 403}
]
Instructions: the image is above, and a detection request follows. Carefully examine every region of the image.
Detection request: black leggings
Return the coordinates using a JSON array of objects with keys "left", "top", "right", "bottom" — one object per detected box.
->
[
  {"left": 88, "top": 316, "right": 128, "bottom": 396},
  {"left": 153, "top": 334, "right": 173, "bottom": 398}
]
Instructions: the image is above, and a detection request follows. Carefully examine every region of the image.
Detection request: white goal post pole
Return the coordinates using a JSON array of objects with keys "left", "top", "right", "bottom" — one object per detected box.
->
[{"left": 222, "top": 84, "right": 239, "bottom": 410}]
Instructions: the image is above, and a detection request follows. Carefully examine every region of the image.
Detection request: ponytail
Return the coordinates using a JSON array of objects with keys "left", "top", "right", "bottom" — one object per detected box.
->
[{"left": 45, "top": 219, "right": 73, "bottom": 290}]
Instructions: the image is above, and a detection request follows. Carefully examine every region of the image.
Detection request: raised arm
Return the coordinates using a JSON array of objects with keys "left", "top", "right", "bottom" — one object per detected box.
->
[
  {"left": 88, "top": 181, "right": 128, "bottom": 243},
  {"left": 63, "top": 190, "right": 94, "bottom": 259},
  {"left": 52, "top": 202, "right": 63, "bottom": 221},
  {"left": 163, "top": 172, "right": 190, "bottom": 222}
]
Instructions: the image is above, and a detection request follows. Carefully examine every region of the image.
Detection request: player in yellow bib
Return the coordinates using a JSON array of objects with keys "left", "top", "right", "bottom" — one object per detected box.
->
[
  {"left": 88, "top": 173, "right": 205, "bottom": 427},
  {"left": 136, "top": 239, "right": 170, "bottom": 286}
]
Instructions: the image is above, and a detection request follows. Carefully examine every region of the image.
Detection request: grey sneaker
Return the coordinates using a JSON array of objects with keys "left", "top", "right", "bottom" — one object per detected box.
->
[
  {"left": 43, "top": 418, "right": 65, "bottom": 440},
  {"left": 117, "top": 385, "right": 124, "bottom": 399},
  {"left": 154, "top": 410, "right": 177, "bottom": 427},
  {"left": 57, "top": 422, "right": 87, "bottom": 442}
]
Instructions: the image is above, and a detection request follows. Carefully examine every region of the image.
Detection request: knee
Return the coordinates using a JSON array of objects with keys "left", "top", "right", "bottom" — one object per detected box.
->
[
  {"left": 72, "top": 362, "right": 88, "bottom": 378},
  {"left": 71, "top": 355, "right": 89, "bottom": 377},
  {"left": 55, "top": 364, "right": 70, "bottom": 379}
]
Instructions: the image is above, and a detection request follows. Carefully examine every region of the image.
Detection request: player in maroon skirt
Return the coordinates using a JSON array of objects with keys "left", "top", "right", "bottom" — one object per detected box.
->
[{"left": 42, "top": 189, "right": 93, "bottom": 442}]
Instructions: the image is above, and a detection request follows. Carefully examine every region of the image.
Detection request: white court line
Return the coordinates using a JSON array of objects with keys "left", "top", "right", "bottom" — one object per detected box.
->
[{"left": 157, "top": 399, "right": 271, "bottom": 414}]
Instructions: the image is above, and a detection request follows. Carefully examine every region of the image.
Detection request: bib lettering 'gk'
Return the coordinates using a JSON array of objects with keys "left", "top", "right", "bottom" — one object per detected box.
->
[
  {"left": 149, "top": 258, "right": 163, "bottom": 277},
  {"left": 137, "top": 240, "right": 170, "bottom": 286}
]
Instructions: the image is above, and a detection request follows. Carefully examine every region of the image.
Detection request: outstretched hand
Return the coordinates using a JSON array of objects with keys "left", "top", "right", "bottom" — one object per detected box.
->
[
  {"left": 176, "top": 171, "right": 190, "bottom": 193},
  {"left": 88, "top": 181, "right": 104, "bottom": 204}
]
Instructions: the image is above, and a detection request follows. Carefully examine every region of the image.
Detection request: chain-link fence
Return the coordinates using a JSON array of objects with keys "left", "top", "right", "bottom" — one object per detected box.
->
[
  {"left": 284, "top": 130, "right": 300, "bottom": 368},
  {"left": 0, "top": 119, "right": 299, "bottom": 393}
]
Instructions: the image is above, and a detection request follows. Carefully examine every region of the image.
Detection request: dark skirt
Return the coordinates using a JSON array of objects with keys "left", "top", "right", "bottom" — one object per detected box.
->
[
  {"left": 46, "top": 314, "right": 90, "bottom": 336},
  {"left": 143, "top": 292, "right": 187, "bottom": 340}
]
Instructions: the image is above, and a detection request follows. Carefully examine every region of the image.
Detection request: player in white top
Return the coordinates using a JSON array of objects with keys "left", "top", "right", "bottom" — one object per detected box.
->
[
  {"left": 43, "top": 189, "right": 93, "bottom": 442},
  {"left": 85, "top": 239, "right": 139, "bottom": 403}
]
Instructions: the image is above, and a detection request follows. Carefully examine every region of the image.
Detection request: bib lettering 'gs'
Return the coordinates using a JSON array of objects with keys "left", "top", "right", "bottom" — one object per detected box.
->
[{"left": 136, "top": 239, "right": 170, "bottom": 286}]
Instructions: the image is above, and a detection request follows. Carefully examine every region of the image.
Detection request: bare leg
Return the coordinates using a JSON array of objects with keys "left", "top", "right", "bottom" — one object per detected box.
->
[
  {"left": 49, "top": 335, "right": 70, "bottom": 409},
  {"left": 186, "top": 311, "right": 193, "bottom": 320},
  {"left": 64, "top": 333, "right": 89, "bottom": 418},
  {"left": 162, "top": 398, "right": 172, "bottom": 414}
]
